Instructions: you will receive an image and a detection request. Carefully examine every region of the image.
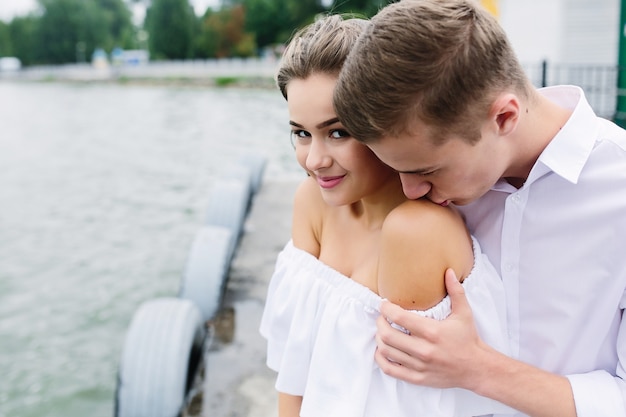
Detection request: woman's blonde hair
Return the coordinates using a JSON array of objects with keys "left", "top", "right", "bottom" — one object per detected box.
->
[{"left": 276, "top": 14, "right": 369, "bottom": 100}]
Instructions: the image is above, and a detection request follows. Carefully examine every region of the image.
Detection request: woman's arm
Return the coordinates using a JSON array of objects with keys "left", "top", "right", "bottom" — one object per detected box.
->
[
  {"left": 377, "top": 199, "right": 474, "bottom": 310},
  {"left": 272, "top": 177, "right": 322, "bottom": 417},
  {"left": 278, "top": 392, "right": 303, "bottom": 417},
  {"left": 291, "top": 177, "right": 324, "bottom": 257}
]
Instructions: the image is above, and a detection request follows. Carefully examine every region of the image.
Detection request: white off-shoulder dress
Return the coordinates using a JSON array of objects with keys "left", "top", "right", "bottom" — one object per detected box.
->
[{"left": 260, "top": 237, "right": 515, "bottom": 417}]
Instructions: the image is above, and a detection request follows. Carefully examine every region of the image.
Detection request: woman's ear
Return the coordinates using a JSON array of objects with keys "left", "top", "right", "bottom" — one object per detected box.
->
[{"left": 490, "top": 93, "right": 521, "bottom": 136}]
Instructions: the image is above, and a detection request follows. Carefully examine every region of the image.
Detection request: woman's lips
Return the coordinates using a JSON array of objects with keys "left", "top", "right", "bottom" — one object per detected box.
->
[{"left": 317, "top": 175, "right": 344, "bottom": 189}]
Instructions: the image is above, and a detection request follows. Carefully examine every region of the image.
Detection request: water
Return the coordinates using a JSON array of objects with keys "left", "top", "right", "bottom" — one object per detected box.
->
[{"left": 0, "top": 81, "right": 301, "bottom": 417}]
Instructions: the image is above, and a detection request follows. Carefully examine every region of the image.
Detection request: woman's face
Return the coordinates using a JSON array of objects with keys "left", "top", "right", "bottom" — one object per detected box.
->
[{"left": 286, "top": 73, "right": 398, "bottom": 207}]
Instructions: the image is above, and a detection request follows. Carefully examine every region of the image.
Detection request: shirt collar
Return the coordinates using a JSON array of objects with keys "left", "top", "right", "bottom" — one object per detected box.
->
[{"left": 530, "top": 85, "right": 599, "bottom": 185}]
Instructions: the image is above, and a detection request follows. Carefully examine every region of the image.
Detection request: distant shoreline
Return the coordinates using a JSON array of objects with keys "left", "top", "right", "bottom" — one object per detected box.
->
[
  {"left": 0, "top": 58, "right": 280, "bottom": 89},
  {"left": 1, "top": 74, "right": 277, "bottom": 89}
]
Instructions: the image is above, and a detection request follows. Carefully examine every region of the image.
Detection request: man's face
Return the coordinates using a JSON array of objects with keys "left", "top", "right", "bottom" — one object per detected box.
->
[{"left": 368, "top": 121, "right": 507, "bottom": 206}]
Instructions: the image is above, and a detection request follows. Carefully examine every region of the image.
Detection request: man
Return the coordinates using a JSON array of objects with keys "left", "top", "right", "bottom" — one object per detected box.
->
[{"left": 333, "top": 1, "right": 626, "bottom": 416}]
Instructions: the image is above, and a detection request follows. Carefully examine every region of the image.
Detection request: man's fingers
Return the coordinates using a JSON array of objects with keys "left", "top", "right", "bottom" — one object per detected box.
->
[
  {"left": 380, "top": 300, "right": 430, "bottom": 336},
  {"left": 376, "top": 307, "right": 416, "bottom": 363},
  {"left": 445, "top": 268, "right": 470, "bottom": 316},
  {"left": 379, "top": 300, "right": 407, "bottom": 324},
  {"left": 374, "top": 337, "right": 426, "bottom": 386}
]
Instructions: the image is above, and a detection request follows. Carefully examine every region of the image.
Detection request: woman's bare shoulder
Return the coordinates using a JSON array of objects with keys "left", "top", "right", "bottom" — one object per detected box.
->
[
  {"left": 377, "top": 199, "right": 474, "bottom": 310},
  {"left": 382, "top": 199, "right": 466, "bottom": 234},
  {"left": 292, "top": 177, "right": 324, "bottom": 257}
]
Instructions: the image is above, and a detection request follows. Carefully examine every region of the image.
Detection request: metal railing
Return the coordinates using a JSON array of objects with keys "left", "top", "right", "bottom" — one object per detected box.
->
[{"left": 523, "top": 60, "right": 621, "bottom": 122}]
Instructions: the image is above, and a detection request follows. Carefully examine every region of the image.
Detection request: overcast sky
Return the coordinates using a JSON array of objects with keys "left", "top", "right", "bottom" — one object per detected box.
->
[
  {"left": 0, "top": 0, "right": 37, "bottom": 21},
  {"left": 0, "top": 0, "right": 220, "bottom": 22}
]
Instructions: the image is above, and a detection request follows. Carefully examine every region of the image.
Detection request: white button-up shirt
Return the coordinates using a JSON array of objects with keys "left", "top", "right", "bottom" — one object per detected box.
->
[{"left": 458, "top": 85, "right": 626, "bottom": 417}]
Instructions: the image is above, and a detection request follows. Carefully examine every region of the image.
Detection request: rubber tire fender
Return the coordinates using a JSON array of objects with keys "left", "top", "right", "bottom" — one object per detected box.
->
[
  {"left": 179, "top": 225, "right": 232, "bottom": 321},
  {"left": 237, "top": 152, "right": 266, "bottom": 195},
  {"left": 204, "top": 178, "right": 250, "bottom": 257},
  {"left": 115, "top": 297, "right": 205, "bottom": 417}
]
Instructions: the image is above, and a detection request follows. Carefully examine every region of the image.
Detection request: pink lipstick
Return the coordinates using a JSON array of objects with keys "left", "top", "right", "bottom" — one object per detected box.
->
[{"left": 317, "top": 175, "right": 344, "bottom": 189}]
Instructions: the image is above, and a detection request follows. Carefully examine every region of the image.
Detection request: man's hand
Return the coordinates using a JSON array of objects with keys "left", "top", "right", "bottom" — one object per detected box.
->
[
  {"left": 374, "top": 268, "right": 489, "bottom": 391},
  {"left": 374, "top": 268, "right": 577, "bottom": 417}
]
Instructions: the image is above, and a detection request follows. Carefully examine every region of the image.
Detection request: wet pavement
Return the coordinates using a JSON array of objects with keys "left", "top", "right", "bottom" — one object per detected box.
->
[{"left": 195, "top": 178, "right": 300, "bottom": 417}]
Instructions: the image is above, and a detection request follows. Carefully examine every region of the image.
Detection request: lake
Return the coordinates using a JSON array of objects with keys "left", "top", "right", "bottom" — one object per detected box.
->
[{"left": 0, "top": 81, "right": 301, "bottom": 417}]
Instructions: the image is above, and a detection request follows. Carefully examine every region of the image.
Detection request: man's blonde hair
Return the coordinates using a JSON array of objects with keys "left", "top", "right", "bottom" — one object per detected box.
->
[{"left": 334, "top": 0, "right": 531, "bottom": 145}]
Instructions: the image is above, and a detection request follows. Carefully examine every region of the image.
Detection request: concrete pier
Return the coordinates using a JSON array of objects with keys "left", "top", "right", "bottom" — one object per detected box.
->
[{"left": 193, "top": 178, "right": 300, "bottom": 416}]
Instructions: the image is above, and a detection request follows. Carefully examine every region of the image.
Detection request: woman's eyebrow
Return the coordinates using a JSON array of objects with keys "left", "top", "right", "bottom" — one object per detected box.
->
[
  {"left": 316, "top": 117, "right": 340, "bottom": 129},
  {"left": 289, "top": 117, "right": 340, "bottom": 129}
]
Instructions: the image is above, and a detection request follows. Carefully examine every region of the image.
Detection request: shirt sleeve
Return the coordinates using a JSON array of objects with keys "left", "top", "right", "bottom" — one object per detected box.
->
[
  {"left": 567, "top": 299, "right": 626, "bottom": 417},
  {"left": 567, "top": 371, "right": 626, "bottom": 416}
]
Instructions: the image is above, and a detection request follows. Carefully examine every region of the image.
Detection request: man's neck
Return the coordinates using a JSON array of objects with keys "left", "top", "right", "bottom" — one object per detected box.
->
[{"left": 507, "top": 91, "right": 573, "bottom": 183}]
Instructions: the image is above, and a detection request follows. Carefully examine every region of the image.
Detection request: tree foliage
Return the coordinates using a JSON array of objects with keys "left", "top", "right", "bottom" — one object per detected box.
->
[
  {"left": 7, "top": 16, "right": 38, "bottom": 65},
  {"left": 195, "top": 5, "right": 255, "bottom": 58},
  {"left": 0, "top": 0, "right": 397, "bottom": 65},
  {"left": 0, "top": 0, "right": 135, "bottom": 65},
  {"left": 0, "top": 21, "right": 11, "bottom": 56},
  {"left": 37, "top": 0, "right": 108, "bottom": 63},
  {"left": 222, "top": 0, "right": 324, "bottom": 50},
  {"left": 145, "top": 0, "right": 196, "bottom": 60},
  {"left": 328, "top": 0, "right": 399, "bottom": 16},
  {"left": 95, "top": 0, "right": 136, "bottom": 50},
  {"left": 221, "top": 0, "right": 396, "bottom": 51}
]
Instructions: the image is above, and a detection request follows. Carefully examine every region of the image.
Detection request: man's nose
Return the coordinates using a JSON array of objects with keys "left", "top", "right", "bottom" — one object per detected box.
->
[{"left": 399, "top": 173, "right": 431, "bottom": 200}]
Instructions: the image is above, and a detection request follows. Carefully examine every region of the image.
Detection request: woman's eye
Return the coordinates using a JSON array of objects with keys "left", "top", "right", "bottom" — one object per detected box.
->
[
  {"left": 329, "top": 129, "right": 351, "bottom": 139},
  {"left": 291, "top": 129, "right": 311, "bottom": 140}
]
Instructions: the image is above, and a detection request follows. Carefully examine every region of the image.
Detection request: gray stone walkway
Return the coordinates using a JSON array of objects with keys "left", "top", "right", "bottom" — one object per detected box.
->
[{"left": 198, "top": 178, "right": 299, "bottom": 417}]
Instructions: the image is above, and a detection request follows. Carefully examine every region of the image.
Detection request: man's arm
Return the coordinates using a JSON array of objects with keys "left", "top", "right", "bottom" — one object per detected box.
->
[{"left": 375, "top": 270, "right": 576, "bottom": 417}]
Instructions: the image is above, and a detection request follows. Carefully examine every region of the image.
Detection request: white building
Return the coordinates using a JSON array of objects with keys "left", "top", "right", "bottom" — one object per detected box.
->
[
  {"left": 497, "top": 0, "right": 620, "bottom": 65},
  {"left": 488, "top": 0, "right": 621, "bottom": 118}
]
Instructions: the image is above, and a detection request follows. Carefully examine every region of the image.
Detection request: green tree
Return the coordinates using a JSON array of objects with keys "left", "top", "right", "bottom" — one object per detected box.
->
[
  {"left": 223, "top": 0, "right": 395, "bottom": 50},
  {"left": 327, "top": 0, "right": 397, "bottom": 16},
  {"left": 36, "top": 0, "right": 107, "bottom": 63},
  {"left": 1, "top": 0, "right": 136, "bottom": 65},
  {"left": 194, "top": 9, "right": 218, "bottom": 58},
  {"left": 145, "top": 0, "right": 196, "bottom": 60},
  {"left": 9, "top": 16, "right": 38, "bottom": 65},
  {"left": 196, "top": 5, "right": 255, "bottom": 58},
  {"left": 221, "top": 0, "right": 323, "bottom": 50},
  {"left": 95, "top": 0, "right": 136, "bottom": 50},
  {"left": 239, "top": 0, "right": 293, "bottom": 49},
  {"left": 0, "top": 21, "right": 12, "bottom": 56}
]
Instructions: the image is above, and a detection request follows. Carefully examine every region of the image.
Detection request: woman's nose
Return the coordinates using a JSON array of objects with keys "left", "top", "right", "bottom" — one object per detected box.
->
[{"left": 306, "top": 138, "right": 332, "bottom": 171}]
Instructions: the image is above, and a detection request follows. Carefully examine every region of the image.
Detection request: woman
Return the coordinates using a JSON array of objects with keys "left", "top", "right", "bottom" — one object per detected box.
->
[{"left": 260, "top": 15, "right": 513, "bottom": 417}]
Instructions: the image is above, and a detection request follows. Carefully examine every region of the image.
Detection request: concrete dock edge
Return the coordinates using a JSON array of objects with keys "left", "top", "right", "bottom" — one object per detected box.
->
[{"left": 195, "top": 178, "right": 300, "bottom": 417}]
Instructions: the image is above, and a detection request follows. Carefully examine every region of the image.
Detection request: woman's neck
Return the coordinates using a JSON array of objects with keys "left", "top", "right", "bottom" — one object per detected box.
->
[{"left": 351, "top": 177, "right": 407, "bottom": 230}]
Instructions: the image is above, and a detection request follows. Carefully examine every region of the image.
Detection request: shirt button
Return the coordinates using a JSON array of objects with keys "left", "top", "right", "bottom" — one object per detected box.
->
[
  {"left": 512, "top": 194, "right": 521, "bottom": 203},
  {"left": 505, "top": 263, "right": 514, "bottom": 272}
]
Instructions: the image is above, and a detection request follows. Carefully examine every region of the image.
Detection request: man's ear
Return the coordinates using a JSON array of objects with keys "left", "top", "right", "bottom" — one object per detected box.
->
[{"left": 489, "top": 93, "right": 520, "bottom": 136}]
